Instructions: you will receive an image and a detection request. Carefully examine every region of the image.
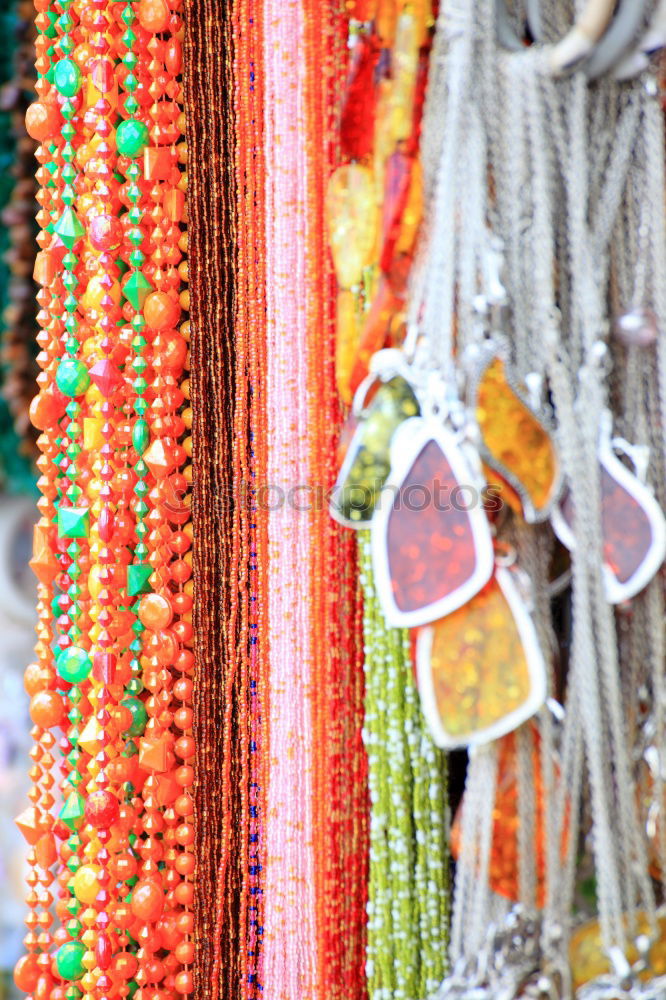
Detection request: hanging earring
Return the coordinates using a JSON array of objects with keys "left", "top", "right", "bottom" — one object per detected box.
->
[{"left": 551, "top": 410, "right": 666, "bottom": 605}]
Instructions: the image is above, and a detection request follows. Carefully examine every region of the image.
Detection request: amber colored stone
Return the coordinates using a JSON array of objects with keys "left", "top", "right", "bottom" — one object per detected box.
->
[
  {"left": 326, "top": 164, "right": 378, "bottom": 288},
  {"left": 450, "top": 727, "right": 559, "bottom": 905},
  {"left": 335, "top": 290, "right": 362, "bottom": 405},
  {"left": 144, "top": 439, "right": 178, "bottom": 479},
  {"left": 347, "top": 0, "right": 378, "bottom": 17},
  {"left": 424, "top": 577, "right": 533, "bottom": 741},
  {"left": 380, "top": 149, "right": 414, "bottom": 274},
  {"left": 386, "top": 10, "right": 420, "bottom": 142},
  {"left": 394, "top": 155, "right": 423, "bottom": 256},
  {"left": 386, "top": 439, "right": 478, "bottom": 614},
  {"left": 349, "top": 276, "right": 403, "bottom": 393},
  {"left": 475, "top": 357, "right": 559, "bottom": 519},
  {"left": 14, "top": 955, "right": 40, "bottom": 993},
  {"left": 569, "top": 913, "right": 666, "bottom": 990},
  {"left": 376, "top": 0, "right": 397, "bottom": 44},
  {"left": 144, "top": 290, "right": 180, "bottom": 331},
  {"left": 561, "top": 463, "right": 656, "bottom": 588},
  {"left": 340, "top": 34, "right": 380, "bottom": 162}
]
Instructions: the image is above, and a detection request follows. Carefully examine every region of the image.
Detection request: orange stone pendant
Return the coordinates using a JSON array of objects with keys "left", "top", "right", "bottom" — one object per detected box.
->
[
  {"left": 552, "top": 412, "right": 666, "bottom": 604},
  {"left": 371, "top": 416, "right": 494, "bottom": 627},
  {"left": 417, "top": 567, "right": 547, "bottom": 747},
  {"left": 472, "top": 353, "right": 561, "bottom": 522}
]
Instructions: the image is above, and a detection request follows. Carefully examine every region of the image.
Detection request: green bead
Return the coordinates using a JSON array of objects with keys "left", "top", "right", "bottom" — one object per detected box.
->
[
  {"left": 116, "top": 118, "right": 149, "bottom": 157},
  {"left": 123, "top": 271, "right": 152, "bottom": 310},
  {"left": 127, "top": 563, "right": 152, "bottom": 596},
  {"left": 122, "top": 696, "right": 148, "bottom": 737},
  {"left": 59, "top": 791, "right": 85, "bottom": 831},
  {"left": 56, "top": 358, "right": 90, "bottom": 398},
  {"left": 54, "top": 206, "right": 85, "bottom": 249},
  {"left": 132, "top": 419, "right": 150, "bottom": 455},
  {"left": 57, "top": 506, "right": 90, "bottom": 539},
  {"left": 56, "top": 941, "right": 86, "bottom": 981},
  {"left": 56, "top": 645, "right": 92, "bottom": 684}
]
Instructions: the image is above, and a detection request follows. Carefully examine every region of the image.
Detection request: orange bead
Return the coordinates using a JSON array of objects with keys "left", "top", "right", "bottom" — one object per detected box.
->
[
  {"left": 137, "top": 0, "right": 170, "bottom": 32},
  {"left": 29, "top": 690, "right": 65, "bottom": 729},
  {"left": 174, "top": 941, "right": 194, "bottom": 965},
  {"left": 138, "top": 592, "right": 174, "bottom": 630},
  {"left": 25, "top": 102, "right": 60, "bottom": 142},
  {"left": 144, "top": 291, "right": 180, "bottom": 331},
  {"left": 14, "top": 954, "right": 40, "bottom": 992},
  {"left": 175, "top": 971, "right": 193, "bottom": 995},
  {"left": 24, "top": 662, "right": 58, "bottom": 696},
  {"left": 112, "top": 952, "right": 138, "bottom": 981},
  {"left": 130, "top": 880, "right": 164, "bottom": 923},
  {"left": 174, "top": 882, "right": 194, "bottom": 906}
]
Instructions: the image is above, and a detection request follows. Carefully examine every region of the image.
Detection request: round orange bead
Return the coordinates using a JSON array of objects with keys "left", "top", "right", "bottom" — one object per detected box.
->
[
  {"left": 130, "top": 880, "right": 164, "bottom": 923},
  {"left": 143, "top": 291, "right": 180, "bottom": 331}
]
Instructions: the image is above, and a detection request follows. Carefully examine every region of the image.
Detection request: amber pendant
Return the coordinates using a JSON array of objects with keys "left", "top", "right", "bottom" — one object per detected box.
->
[
  {"left": 330, "top": 374, "right": 420, "bottom": 528},
  {"left": 371, "top": 416, "right": 494, "bottom": 627},
  {"left": 416, "top": 566, "right": 547, "bottom": 747},
  {"left": 471, "top": 351, "right": 561, "bottom": 522},
  {"left": 552, "top": 415, "right": 666, "bottom": 604}
]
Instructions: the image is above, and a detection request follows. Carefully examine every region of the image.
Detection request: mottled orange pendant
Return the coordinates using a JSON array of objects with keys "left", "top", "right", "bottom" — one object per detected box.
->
[
  {"left": 450, "top": 725, "right": 553, "bottom": 904},
  {"left": 553, "top": 414, "right": 666, "bottom": 604},
  {"left": 417, "top": 567, "right": 546, "bottom": 747},
  {"left": 472, "top": 353, "right": 560, "bottom": 522},
  {"left": 371, "top": 416, "right": 494, "bottom": 627}
]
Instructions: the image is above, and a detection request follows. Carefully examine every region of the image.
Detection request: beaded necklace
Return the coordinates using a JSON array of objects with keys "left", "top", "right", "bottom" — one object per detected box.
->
[{"left": 18, "top": 4, "right": 193, "bottom": 1000}]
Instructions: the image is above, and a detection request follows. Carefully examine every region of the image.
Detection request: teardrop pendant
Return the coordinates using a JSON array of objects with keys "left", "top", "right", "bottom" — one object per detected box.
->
[{"left": 371, "top": 415, "right": 494, "bottom": 626}]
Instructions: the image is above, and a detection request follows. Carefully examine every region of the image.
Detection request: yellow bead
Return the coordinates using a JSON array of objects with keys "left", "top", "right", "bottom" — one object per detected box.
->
[
  {"left": 81, "top": 274, "right": 121, "bottom": 314},
  {"left": 73, "top": 865, "right": 100, "bottom": 905},
  {"left": 83, "top": 417, "right": 104, "bottom": 452}
]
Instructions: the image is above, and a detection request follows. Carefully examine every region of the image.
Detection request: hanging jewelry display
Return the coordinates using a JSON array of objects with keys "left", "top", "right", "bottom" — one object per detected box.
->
[{"left": 405, "top": 0, "right": 666, "bottom": 996}]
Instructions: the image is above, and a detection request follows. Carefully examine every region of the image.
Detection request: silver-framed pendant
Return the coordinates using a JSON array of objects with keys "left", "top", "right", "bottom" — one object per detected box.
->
[
  {"left": 551, "top": 413, "right": 666, "bottom": 605},
  {"left": 370, "top": 414, "right": 494, "bottom": 628},
  {"left": 416, "top": 565, "right": 547, "bottom": 749}
]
